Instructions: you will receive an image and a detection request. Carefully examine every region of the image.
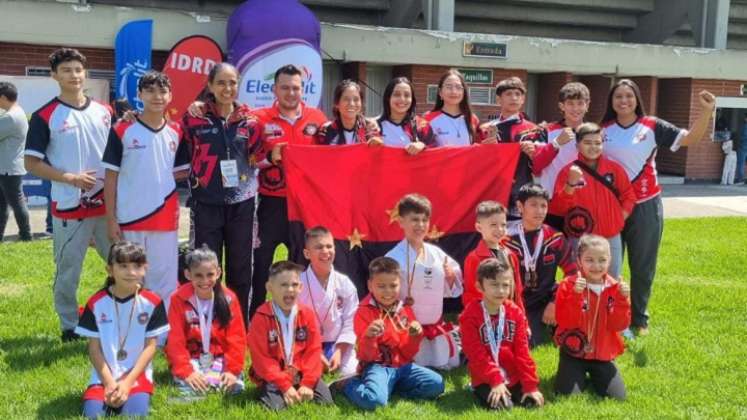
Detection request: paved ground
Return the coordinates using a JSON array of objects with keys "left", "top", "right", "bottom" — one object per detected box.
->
[{"left": 2, "top": 183, "right": 747, "bottom": 241}]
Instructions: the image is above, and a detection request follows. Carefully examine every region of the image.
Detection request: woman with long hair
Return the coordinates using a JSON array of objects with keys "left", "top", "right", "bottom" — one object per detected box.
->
[
  {"left": 599, "top": 78, "right": 715, "bottom": 337},
  {"left": 376, "top": 77, "right": 434, "bottom": 155},
  {"left": 424, "top": 69, "right": 479, "bottom": 146},
  {"left": 315, "top": 79, "right": 381, "bottom": 146}
]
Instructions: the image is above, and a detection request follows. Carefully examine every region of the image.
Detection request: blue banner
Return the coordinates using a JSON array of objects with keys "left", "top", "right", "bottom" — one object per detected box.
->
[{"left": 114, "top": 19, "right": 153, "bottom": 111}]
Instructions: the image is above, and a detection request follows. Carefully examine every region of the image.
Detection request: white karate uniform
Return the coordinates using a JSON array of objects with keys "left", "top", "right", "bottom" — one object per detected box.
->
[
  {"left": 385, "top": 240, "right": 463, "bottom": 370},
  {"left": 298, "top": 267, "right": 359, "bottom": 376}
]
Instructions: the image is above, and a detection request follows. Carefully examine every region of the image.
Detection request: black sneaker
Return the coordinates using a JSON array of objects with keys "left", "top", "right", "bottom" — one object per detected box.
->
[
  {"left": 61, "top": 329, "right": 81, "bottom": 342},
  {"left": 328, "top": 375, "right": 355, "bottom": 397}
]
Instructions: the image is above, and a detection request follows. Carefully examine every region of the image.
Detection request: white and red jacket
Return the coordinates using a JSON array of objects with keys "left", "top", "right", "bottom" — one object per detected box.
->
[
  {"left": 601, "top": 116, "right": 686, "bottom": 203},
  {"left": 532, "top": 120, "right": 579, "bottom": 199},
  {"left": 459, "top": 299, "right": 539, "bottom": 391},
  {"left": 551, "top": 155, "right": 637, "bottom": 238},
  {"left": 554, "top": 274, "right": 631, "bottom": 361},
  {"left": 423, "top": 110, "right": 480, "bottom": 146},
  {"left": 462, "top": 239, "right": 525, "bottom": 312},
  {"left": 165, "top": 283, "right": 246, "bottom": 379}
]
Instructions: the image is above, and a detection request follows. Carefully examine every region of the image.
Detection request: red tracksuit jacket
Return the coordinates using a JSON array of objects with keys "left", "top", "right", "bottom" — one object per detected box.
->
[
  {"left": 459, "top": 300, "right": 539, "bottom": 391},
  {"left": 551, "top": 155, "right": 637, "bottom": 238},
  {"left": 554, "top": 274, "right": 631, "bottom": 361},
  {"left": 165, "top": 283, "right": 247, "bottom": 379},
  {"left": 354, "top": 295, "right": 422, "bottom": 369},
  {"left": 253, "top": 101, "right": 327, "bottom": 197},
  {"left": 462, "top": 239, "right": 525, "bottom": 312},
  {"left": 247, "top": 301, "right": 323, "bottom": 392}
]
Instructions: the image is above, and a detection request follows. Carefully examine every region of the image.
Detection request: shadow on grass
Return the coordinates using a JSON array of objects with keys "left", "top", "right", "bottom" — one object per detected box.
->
[
  {"left": 36, "top": 390, "right": 81, "bottom": 419},
  {"left": 625, "top": 339, "right": 649, "bottom": 367},
  {"left": 0, "top": 335, "right": 85, "bottom": 372}
]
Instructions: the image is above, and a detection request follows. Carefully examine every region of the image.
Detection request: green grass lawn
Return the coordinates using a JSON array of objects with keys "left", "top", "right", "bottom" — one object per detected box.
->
[{"left": 1, "top": 217, "right": 746, "bottom": 419}]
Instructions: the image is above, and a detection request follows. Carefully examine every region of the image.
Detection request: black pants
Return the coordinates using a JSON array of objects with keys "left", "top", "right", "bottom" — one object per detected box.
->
[
  {"left": 250, "top": 194, "right": 294, "bottom": 318},
  {"left": 526, "top": 304, "right": 553, "bottom": 348},
  {"left": 474, "top": 383, "right": 534, "bottom": 410},
  {"left": 192, "top": 198, "right": 255, "bottom": 325},
  {"left": 259, "top": 380, "right": 332, "bottom": 411},
  {"left": 0, "top": 175, "right": 31, "bottom": 241},
  {"left": 622, "top": 195, "right": 663, "bottom": 328},
  {"left": 554, "top": 352, "right": 626, "bottom": 400}
]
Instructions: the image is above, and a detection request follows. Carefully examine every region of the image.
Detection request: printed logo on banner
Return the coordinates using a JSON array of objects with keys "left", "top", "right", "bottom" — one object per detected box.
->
[{"left": 237, "top": 42, "right": 323, "bottom": 108}]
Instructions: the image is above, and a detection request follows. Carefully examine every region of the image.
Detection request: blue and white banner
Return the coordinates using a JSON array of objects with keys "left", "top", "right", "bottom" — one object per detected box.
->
[{"left": 114, "top": 19, "right": 153, "bottom": 111}]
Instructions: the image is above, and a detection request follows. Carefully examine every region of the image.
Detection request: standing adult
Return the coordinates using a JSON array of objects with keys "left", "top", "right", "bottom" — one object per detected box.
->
[
  {"left": 600, "top": 79, "right": 715, "bottom": 335},
  {"left": 0, "top": 81, "right": 31, "bottom": 242},
  {"left": 24, "top": 48, "right": 113, "bottom": 341},
  {"left": 375, "top": 77, "right": 434, "bottom": 154},
  {"left": 249, "top": 64, "right": 327, "bottom": 318},
  {"left": 423, "top": 69, "right": 480, "bottom": 146},
  {"left": 315, "top": 79, "right": 380, "bottom": 146},
  {"left": 182, "top": 63, "right": 262, "bottom": 325}
]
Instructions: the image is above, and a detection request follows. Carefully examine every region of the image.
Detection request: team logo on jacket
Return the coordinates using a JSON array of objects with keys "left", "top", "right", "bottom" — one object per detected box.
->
[
  {"left": 295, "top": 326, "right": 308, "bottom": 342},
  {"left": 138, "top": 312, "right": 150, "bottom": 325},
  {"left": 268, "top": 329, "right": 278, "bottom": 344},
  {"left": 169, "top": 140, "right": 177, "bottom": 152},
  {"left": 99, "top": 312, "right": 112, "bottom": 324},
  {"left": 607, "top": 296, "right": 615, "bottom": 310},
  {"left": 260, "top": 167, "right": 285, "bottom": 191},
  {"left": 127, "top": 139, "right": 146, "bottom": 150},
  {"left": 303, "top": 123, "right": 319, "bottom": 136},
  {"left": 604, "top": 173, "right": 615, "bottom": 185},
  {"left": 264, "top": 123, "right": 284, "bottom": 139},
  {"left": 336, "top": 296, "right": 344, "bottom": 310},
  {"left": 102, "top": 114, "right": 111, "bottom": 128},
  {"left": 564, "top": 207, "right": 594, "bottom": 238}
]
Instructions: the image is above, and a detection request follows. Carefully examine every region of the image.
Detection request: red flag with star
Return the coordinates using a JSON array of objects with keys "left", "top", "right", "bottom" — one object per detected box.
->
[{"left": 284, "top": 143, "right": 521, "bottom": 299}]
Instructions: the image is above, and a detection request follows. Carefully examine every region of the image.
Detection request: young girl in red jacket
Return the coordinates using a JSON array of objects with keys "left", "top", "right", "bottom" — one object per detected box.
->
[
  {"left": 554, "top": 234, "right": 631, "bottom": 400},
  {"left": 165, "top": 245, "right": 247, "bottom": 398},
  {"left": 460, "top": 255, "right": 544, "bottom": 410}
]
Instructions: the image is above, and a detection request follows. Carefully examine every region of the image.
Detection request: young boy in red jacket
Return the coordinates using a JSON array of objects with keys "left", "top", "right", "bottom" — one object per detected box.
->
[
  {"left": 550, "top": 122, "right": 636, "bottom": 278},
  {"left": 247, "top": 261, "right": 332, "bottom": 410},
  {"left": 336, "top": 256, "right": 445, "bottom": 410},
  {"left": 460, "top": 257, "right": 544, "bottom": 410},
  {"left": 554, "top": 234, "right": 631, "bottom": 400},
  {"left": 463, "top": 201, "right": 524, "bottom": 311}
]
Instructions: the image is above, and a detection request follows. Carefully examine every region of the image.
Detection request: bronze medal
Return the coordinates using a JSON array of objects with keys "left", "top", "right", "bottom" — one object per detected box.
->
[
  {"left": 404, "top": 296, "right": 415, "bottom": 306},
  {"left": 116, "top": 349, "right": 128, "bottom": 361},
  {"left": 528, "top": 269, "right": 538, "bottom": 289}
]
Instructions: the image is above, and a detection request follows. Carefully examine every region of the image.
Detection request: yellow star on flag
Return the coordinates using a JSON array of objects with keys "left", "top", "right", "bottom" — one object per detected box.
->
[
  {"left": 386, "top": 206, "right": 399, "bottom": 224},
  {"left": 348, "top": 228, "right": 366, "bottom": 250},
  {"left": 427, "top": 225, "right": 445, "bottom": 241}
]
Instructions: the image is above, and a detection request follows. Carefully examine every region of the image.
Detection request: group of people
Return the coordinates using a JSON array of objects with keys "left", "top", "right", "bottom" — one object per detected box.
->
[{"left": 13, "top": 46, "right": 717, "bottom": 416}]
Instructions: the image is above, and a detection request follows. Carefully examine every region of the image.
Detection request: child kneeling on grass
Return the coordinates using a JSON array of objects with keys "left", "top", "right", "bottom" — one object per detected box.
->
[
  {"left": 460, "top": 256, "right": 544, "bottom": 410},
  {"left": 336, "top": 256, "right": 445, "bottom": 410},
  {"left": 165, "top": 245, "right": 246, "bottom": 398},
  {"left": 247, "top": 261, "right": 333, "bottom": 410},
  {"left": 75, "top": 241, "right": 169, "bottom": 418},
  {"left": 554, "top": 234, "right": 631, "bottom": 400}
]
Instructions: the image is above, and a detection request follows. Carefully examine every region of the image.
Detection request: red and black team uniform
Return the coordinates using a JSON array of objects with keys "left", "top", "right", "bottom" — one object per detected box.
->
[
  {"left": 182, "top": 102, "right": 262, "bottom": 324},
  {"left": 601, "top": 116, "right": 687, "bottom": 329},
  {"left": 338, "top": 295, "right": 444, "bottom": 410},
  {"left": 314, "top": 116, "right": 377, "bottom": 145},
  {"left": 532, "top": 120, "right": 580, "bottom": 230},
  {"left": 376, "top": 115, "right": 435, "bottom": 147},
  {"left": 462, "top": 239, "right": 525, "bottom": 312},
  {"left": 554, "top": 274, "right": 630, "bottom": 400},
  {"left": 423, "top": 110, "right": 480, "bottom": 146},
  {"left": 25, "top": 97, "right": 113, "bottom": 334},
  {"left": 478, "top": 113, "right": 545, "bottom": 219},
  {"left": 165, "top": 283, "right": 246, "bottom": 383},
  {"left": 247, "top": 301, "right": 332, "bottom": 410},
  {"left": 103, "top": 118, "right": 190, "bottom": 308},
  {"left": 250, "top": 102, "right": 327, "bottom": 318},
  {"left": 551, "top": 155, "right": 636, "bottom": 238},
  {"left": 459, "top": 299, "right": 539, "bottom": 409},
  {"left": 505, "top": 224, "right": 576, "bottom": 347}
]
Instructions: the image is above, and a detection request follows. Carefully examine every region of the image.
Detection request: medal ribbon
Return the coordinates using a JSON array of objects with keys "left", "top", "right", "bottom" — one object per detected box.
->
[
  {"left": 113, "top": 286, "right": 139, "bottom": 360},
  {"left": 195, "top": 295, "right": 214, "bottom": 356},
  {"left": 481, "top": 301, "right": 505, "bottom": 366},
  {"left": 518, "top": 226, "right": 544, "bottom": 277},
  {"left": 272, "top": 303, "right": 298, "bottom": 368}
]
